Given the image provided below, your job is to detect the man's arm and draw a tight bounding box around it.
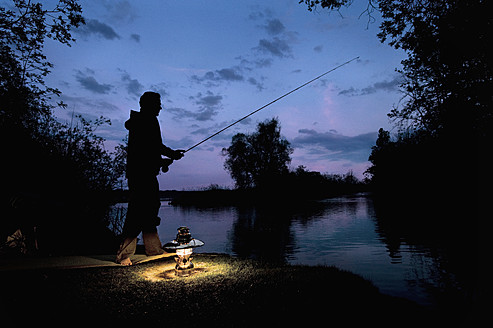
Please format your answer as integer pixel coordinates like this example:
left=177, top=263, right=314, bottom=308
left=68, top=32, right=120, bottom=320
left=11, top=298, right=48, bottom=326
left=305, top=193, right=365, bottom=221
left=161, top=144, right=185, bottom=160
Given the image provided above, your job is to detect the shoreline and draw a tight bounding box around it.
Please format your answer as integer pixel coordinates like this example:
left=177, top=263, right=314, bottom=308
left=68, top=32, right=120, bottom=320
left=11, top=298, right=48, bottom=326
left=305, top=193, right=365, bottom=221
left=110, top=188, right=371, bottom=206
left=0, top=253, right=464, bottom=325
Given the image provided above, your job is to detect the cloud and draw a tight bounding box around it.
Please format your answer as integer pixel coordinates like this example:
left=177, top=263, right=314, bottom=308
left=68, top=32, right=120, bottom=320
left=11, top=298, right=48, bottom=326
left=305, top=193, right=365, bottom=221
left=292, top=129, right=377, bottom=163
left=166, top=91, right=223, bottom=122
left=235, top=56, right=273, bottom=69
left=262, top=18, right=286, bottom=35
left=190, top=62, right=266, bottom=92
left=195, top=93, right=222, bottom=107
left=255, top=37, right=293, bottom=58
left=75, top=69, right=113, bottom=94
left=248, top=8, right=271, bottom=21
left=102, top=0, right=137, bottom=24
left=166, top=107, right=208, bottom=121
left=130, top=34, right=141, bottom=42
left=191, top=67, right=244, bottom=85
left=190, top=16, right=293, bottom=91
left=214, top=68, right=244, bottom=82
left=58, top=94, right=121, bottom=114
left=361, top=78, right=402, bottom=95
left=190, top=16, right=294, bottom=92
left=187, top=119, right=251, bottom=151
left=161, top=136, right=195, bottom=150
left=77, top=19, right=120, bottom=40
left=149, top=83, right=170, bottom=100
left=168, top=107, right=217, bottom=122
left=193, top=91, right=223, bottom=121
left=337, top=87, right=358, bottom=97
left=248, top=77, right=265, bottom=91
left=254, top=58, right=273, bottom=68
left=338, top=76, right=403, bottom=97
left=120, top=71, right=144, bottom=98
left=253, top=16, right=297, bottom=60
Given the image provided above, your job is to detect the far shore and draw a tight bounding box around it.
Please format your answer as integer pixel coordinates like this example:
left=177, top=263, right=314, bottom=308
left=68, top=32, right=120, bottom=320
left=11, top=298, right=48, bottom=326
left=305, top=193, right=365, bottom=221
left=110, top=188, right=371, bottom=206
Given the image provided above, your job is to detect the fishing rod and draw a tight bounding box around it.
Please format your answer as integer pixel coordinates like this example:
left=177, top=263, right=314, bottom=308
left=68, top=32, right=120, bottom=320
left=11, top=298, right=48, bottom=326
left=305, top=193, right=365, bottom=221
left=183, top=56, right=359, bottom=153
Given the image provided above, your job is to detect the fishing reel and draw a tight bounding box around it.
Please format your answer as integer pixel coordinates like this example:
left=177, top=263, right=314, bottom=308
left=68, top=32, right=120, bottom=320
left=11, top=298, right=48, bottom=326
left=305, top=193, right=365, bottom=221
left=161, top=158, right=174, bottom=173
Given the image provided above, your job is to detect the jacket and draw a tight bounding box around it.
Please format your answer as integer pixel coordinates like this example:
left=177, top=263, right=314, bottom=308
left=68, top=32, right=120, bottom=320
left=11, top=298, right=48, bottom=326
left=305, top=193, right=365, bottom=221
left=125, top=110, right=175, bottom=178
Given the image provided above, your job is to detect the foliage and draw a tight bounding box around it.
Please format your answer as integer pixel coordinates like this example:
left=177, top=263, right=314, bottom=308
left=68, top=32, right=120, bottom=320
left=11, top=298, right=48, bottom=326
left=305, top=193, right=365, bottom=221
left=1, top=0, right=82, bottom=130
left=373, top=0, right=488, bottom=198
left=0, top=0, right=126, bottom=195
left=222, top=118, right=293, bottom=189
left=299, top=0, right=352, bottom=11
left=46, top=114, right=126, bottom=192
left=219, top=117, right=365, bottom=201
left=300, top=0, right=379, bottom=25
left=0, top=1, right=125, bottom=252
left=377, top=0, right=492, bottom=137
left=287, top=165, right=364, bottom=198
left=302, top=0, right=488, bottom=201
left=0, top=1, right=84, bottom=89
left=302, top=1, right=491, bottom=137
left=172, top=168, right=365, bottom=206
left=112, top=135, right=128, bottom=190
left=364, top=127, right=478, bottom=206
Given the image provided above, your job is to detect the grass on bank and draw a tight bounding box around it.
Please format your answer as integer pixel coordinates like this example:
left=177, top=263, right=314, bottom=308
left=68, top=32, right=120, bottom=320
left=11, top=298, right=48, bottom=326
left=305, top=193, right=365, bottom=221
left=1, top=254, right=442, bottom=326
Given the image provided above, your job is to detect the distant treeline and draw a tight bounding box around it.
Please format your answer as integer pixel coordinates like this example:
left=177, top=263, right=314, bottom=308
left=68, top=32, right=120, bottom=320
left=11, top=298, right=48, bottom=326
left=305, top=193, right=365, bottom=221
left=110, top=167, right=367, bottom=207
left=151, top=168, right=367, bottom=207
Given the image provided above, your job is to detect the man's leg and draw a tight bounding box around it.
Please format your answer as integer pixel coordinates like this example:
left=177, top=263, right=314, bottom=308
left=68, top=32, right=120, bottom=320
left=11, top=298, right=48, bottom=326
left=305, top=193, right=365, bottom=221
left=142, top=176, right=164, bottom=256
left=142, top=229, right=164, bottom=256
left=115, top=237, right=137, bottom=265
left=115, top=215, right=139, bottom=265
left=115, top=178, right=141, bottom=265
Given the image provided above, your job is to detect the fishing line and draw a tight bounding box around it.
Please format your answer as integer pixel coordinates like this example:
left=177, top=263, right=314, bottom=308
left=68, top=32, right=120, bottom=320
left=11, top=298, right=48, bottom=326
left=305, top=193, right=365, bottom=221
left=184, top=56, right=360, bottom=153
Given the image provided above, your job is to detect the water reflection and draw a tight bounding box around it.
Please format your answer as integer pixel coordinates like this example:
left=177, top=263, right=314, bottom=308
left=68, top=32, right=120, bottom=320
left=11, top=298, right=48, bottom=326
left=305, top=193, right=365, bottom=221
left=230, top=206, right=295, bottom=262
left=126, top=194, right=474, bottom=308
left=371, top=196, right=476, bottom=311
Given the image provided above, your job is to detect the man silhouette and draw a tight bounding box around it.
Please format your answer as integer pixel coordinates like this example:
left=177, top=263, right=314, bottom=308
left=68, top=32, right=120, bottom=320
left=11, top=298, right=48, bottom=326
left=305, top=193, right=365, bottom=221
left=116, top=91, right=184, bottom=265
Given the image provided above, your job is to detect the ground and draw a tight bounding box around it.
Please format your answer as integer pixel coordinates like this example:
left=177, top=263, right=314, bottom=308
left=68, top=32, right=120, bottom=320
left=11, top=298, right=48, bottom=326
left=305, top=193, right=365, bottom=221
left=0, top=253, right=445, bottom=326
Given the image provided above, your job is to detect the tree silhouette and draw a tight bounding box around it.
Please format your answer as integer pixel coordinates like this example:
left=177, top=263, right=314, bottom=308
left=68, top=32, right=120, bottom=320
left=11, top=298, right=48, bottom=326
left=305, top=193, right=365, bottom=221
left=223, top=118, right=293, bottom=189
left=303, top=0, right=488, bottom=204
left=0, top=1, right=125, bottom=254
left=1, top=0, right=84, bottom=132
left=301, top=0, right=492, bottom=137
left=0, top=0, right=84, bottom=113
left=378, top=0, right=492, bottom=137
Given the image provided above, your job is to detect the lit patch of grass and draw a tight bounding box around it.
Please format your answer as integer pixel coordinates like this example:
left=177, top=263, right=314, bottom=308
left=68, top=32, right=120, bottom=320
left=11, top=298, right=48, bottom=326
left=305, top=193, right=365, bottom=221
left=137, top=254, right=232, bottom=281
left=134, top=253, right=258, bottom=282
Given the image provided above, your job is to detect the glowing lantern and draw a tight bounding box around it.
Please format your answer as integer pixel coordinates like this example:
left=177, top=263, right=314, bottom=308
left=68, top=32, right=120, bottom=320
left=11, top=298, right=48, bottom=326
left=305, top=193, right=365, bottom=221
left=164, top=226, right=204, bottom=276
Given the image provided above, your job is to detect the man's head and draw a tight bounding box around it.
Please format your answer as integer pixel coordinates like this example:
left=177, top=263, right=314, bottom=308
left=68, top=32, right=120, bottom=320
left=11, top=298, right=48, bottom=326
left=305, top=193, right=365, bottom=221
left=140, top=91, right=162, bottom=116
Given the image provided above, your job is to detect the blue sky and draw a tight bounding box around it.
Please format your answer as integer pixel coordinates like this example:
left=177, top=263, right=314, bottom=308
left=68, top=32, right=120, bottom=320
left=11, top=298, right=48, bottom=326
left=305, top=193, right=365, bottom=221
left=40, top=0, right=406, bottom=190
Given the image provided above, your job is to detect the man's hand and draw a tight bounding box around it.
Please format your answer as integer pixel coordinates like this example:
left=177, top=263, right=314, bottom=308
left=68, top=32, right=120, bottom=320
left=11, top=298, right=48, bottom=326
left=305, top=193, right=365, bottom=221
left=172, top=149, right=185, bottom=160
left=161, top=158, right=174, bottom=173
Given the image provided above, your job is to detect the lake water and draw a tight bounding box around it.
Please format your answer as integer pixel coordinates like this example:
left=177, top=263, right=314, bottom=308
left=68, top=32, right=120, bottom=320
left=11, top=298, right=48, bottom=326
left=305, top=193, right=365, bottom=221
left=118, top=193, right=472, bottom=308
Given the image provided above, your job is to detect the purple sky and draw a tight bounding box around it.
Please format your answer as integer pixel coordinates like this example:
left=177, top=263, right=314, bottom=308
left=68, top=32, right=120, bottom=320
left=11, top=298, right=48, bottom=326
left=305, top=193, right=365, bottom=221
left=39, top=0, right=406, bottom=190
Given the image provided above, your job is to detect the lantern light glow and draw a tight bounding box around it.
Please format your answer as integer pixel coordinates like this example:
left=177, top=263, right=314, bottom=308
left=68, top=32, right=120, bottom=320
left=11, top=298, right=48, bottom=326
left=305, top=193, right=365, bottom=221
left=176, top=248, right=193, bottom=256
left=163, top=227, right=204, bottom=277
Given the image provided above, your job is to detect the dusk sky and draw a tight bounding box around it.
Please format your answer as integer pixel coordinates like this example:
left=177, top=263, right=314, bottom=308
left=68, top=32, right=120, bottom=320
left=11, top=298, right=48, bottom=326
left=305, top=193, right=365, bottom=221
left=40, top=0, right=406, bottom=190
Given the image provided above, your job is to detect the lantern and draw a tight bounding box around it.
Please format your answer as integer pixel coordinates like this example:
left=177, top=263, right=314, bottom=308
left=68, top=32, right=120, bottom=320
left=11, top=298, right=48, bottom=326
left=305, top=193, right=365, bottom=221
left=164, top=226, right=204, bottom=276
